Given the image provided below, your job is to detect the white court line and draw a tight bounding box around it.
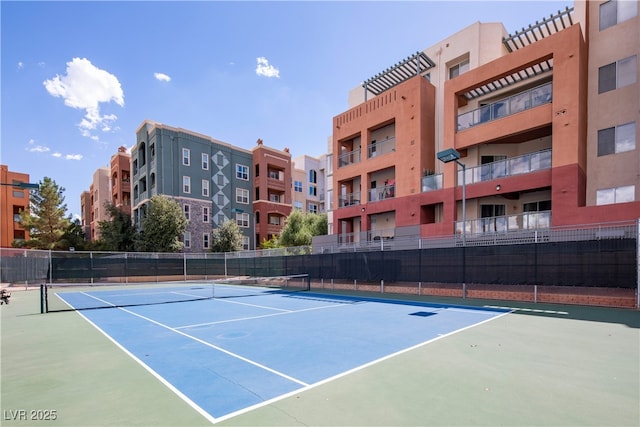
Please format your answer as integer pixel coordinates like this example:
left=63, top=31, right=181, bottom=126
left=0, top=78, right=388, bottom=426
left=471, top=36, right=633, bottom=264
left=210, top=308, right=514, bottom=424
left=175, top=302, right=350, bottom=329
left=80, top=292, right=309, bottom=389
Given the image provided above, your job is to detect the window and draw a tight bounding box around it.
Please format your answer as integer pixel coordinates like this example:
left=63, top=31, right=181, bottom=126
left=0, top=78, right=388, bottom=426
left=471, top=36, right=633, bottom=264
left=236, top=188, right=249, bottom=204
left=202, top=153, right=209, bottom=170
left=294, top=201, right=303, bottom=210
left=203, top=233, right=210, bottom=250
left=596, top=185, right=635, bottom=205
left=217, top=213, right=225, bottom=225
left=217, top=194, right=225, bottom=205
left=242, top=236, right=250, bottom=251
left=269, top=215, right=280, bottom=225
left=600, top=0, right=637, bottom=31
left=236, top=164, right=249, bottom=180
left=182, top=148, right=190, bottom=166
left=449, top=59, right=469, bottom=79
left=202, top=179, right=209, bottom=197
left=183, top=176, right=191, bottom=194
left=236, top=212, right=249, bottom=228
left=598, top=122, right=636, bottom=156
left=309, top=169, right=317, bottom=184
left=184, top=232, right=191, bottom=248
left=217, top=154, right=224, bottom=166
left=294, top=180, right=303, bottom=192
left=203, top=207, right=209, bottom=223
left=523, top=200, right=551, bottom=212
left=599, top=55, right=637, bottom=94
left=309, top=203, right=318, bottom=214
left=183, top=204, right=190, bottom=221
left=309, top=185, right=317, bottom=197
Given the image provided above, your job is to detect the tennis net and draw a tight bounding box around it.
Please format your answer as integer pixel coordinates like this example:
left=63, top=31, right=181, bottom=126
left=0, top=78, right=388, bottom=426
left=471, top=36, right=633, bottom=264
left=40, top=274, right=310, bottom=313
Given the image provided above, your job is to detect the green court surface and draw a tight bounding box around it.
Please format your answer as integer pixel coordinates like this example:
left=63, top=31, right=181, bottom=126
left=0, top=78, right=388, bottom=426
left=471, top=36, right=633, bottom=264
left=1, top=287, right=638, bottom=426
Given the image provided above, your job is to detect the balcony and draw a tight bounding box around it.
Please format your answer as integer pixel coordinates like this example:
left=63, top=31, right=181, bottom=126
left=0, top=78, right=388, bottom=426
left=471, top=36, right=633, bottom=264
left=338, top=192, right=361, bottom=208
left=368, top=183, right=395, bottom=202
left=422, top=173, right=443, bottom=192
left=457, top=82, right=552, bottom=131
left=338, top=148, right=361, bottom=168
left=367, top=137, right=396, bottom=159
left=458, top=149, right=551, bottom=185
left=456, top=210, right=551, bottom=236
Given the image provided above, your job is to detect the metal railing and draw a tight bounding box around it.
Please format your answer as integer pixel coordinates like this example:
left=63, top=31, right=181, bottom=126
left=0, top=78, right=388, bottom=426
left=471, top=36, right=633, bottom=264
left=338, top=148, right=361, bottom=168
left=338, top=192, right=361, bottom=207
left=457, top=82, right=552, bottom=131
left=457, top=149, right=552, bottom=185
left=456, top=211, right=551, bottom=237
left=367, top=137, right=396, bottom=158
left=422, top=173, right=443, bottom=192
left=368, top=184, right=395, bottom=202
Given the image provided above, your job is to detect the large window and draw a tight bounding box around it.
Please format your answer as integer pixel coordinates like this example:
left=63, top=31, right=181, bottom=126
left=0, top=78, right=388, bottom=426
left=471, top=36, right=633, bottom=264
left=236, top=188, right=249, bottom=204
left=294, top=180, right=303, bottom=192
left=596, top=185, right=635, bottom=205
left=202, top=179, right=209, bottom=197
left=184, top=232, right=191, bottom=249
left=183, top=176, right=191, bottom=194
left=236, top=212, right=250, bottom=228
left=598, top=122, right=636, bottom=156
left=236, top=164, right=249, bottom=180
left=449, top=58, right=469, bottom=79
left=598, top=55, right=637, bottom=94
left=202, top=153, right=209, bottom=170
left=242, top=236, right=250, bottom=251
left=309, top=169, right=317, bottom=184
left=600, top=0, right=637, bottom=31
left=202, top=206, right=209, bottom=223
left=182, top=148, right=190, bottom=166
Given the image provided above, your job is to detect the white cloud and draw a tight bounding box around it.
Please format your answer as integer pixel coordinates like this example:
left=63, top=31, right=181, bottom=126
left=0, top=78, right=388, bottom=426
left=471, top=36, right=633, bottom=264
left=52, top=152, right=62, bottom=158
left=256, top=57, right=280, bottom=78
left=65, top=154, right=83, bottom=161
left=17, top=62, right=24, bottom=70
left=154, top=72, right=171, bottom=82
left=26, top=139, right=50, bottom=153
left=43, top=57, right=124, bottom=139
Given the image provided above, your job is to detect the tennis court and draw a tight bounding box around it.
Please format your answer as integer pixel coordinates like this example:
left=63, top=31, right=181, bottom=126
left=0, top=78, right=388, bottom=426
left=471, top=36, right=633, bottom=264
left=1, top=280, right=638, bottom=426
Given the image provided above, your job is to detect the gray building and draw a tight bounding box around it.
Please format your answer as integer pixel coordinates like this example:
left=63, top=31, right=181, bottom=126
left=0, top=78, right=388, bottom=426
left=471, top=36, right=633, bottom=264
left=132, top=120, right=254, bottom=252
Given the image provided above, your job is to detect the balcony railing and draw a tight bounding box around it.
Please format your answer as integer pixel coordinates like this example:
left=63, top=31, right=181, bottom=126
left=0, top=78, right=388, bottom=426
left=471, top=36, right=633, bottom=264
left=338, top=148, right=361, bottom=168
left=338, top=192, right=361, bottom=207
left=456, top=210, right=551, bottom=236
left=367, top=137, right=396, bottom=158
left=457, top=149, right=551, bottom=185
left=422, top=173, right=443, bottom=192
left=457, top=82, right=552, bottom=131
left=368, top=184, right=395, bottom=202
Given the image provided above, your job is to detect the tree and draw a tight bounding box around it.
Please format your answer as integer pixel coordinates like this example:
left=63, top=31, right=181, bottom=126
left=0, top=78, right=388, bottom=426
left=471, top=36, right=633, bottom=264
left=18, top=177, right=70, bottom=249
left=134, top=195, right=187, bottom=252
left=57, top=217, right=88, bottom=251
left=96, top=202, right=137, bottom=251
left=278, top=211, right=328, bottom=247
left=210, top=220, right=244, bottom=253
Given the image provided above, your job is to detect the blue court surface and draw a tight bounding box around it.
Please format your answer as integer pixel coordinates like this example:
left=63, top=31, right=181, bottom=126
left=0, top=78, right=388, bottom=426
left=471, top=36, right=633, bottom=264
left=56, top=285, right=510, bottom=423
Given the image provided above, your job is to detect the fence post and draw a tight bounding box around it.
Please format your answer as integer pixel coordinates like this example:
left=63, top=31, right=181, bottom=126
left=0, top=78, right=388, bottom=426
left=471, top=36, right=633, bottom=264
left=48, top=249, right=52, bottom=285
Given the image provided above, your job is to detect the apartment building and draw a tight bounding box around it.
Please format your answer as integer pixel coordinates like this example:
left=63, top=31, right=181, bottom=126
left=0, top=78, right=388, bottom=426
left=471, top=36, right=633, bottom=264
left=292, top=154, right=326, bottom=215
left=110, top=146, right=131, bottom=216
left=0, top=165, right=31, bottom=247
left=131, top=120, right=255, bottom=252
left=87, top=167, right=110, bottom=241
left=252, top=140, right=292, bottom=246
left=332, top=2, right=639, bottom=244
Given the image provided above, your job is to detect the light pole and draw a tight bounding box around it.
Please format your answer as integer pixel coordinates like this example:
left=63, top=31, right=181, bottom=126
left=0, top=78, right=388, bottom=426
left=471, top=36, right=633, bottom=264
left=437, top=148, right=467, bottom=298
left=0, top=182, right=40, bottom=190
left=437, top=148, right=466, bottom=245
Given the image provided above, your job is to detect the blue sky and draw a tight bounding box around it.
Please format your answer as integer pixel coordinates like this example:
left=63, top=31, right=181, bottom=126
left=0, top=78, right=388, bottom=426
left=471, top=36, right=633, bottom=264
left=1, top=0, right=571, bottom=219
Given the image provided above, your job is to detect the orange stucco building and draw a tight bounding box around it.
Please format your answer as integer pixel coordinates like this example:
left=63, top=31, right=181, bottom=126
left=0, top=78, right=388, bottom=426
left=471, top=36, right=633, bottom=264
left=332, top=3, right=640, bottom=243
left=0, top=165, right=32, bottom=247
